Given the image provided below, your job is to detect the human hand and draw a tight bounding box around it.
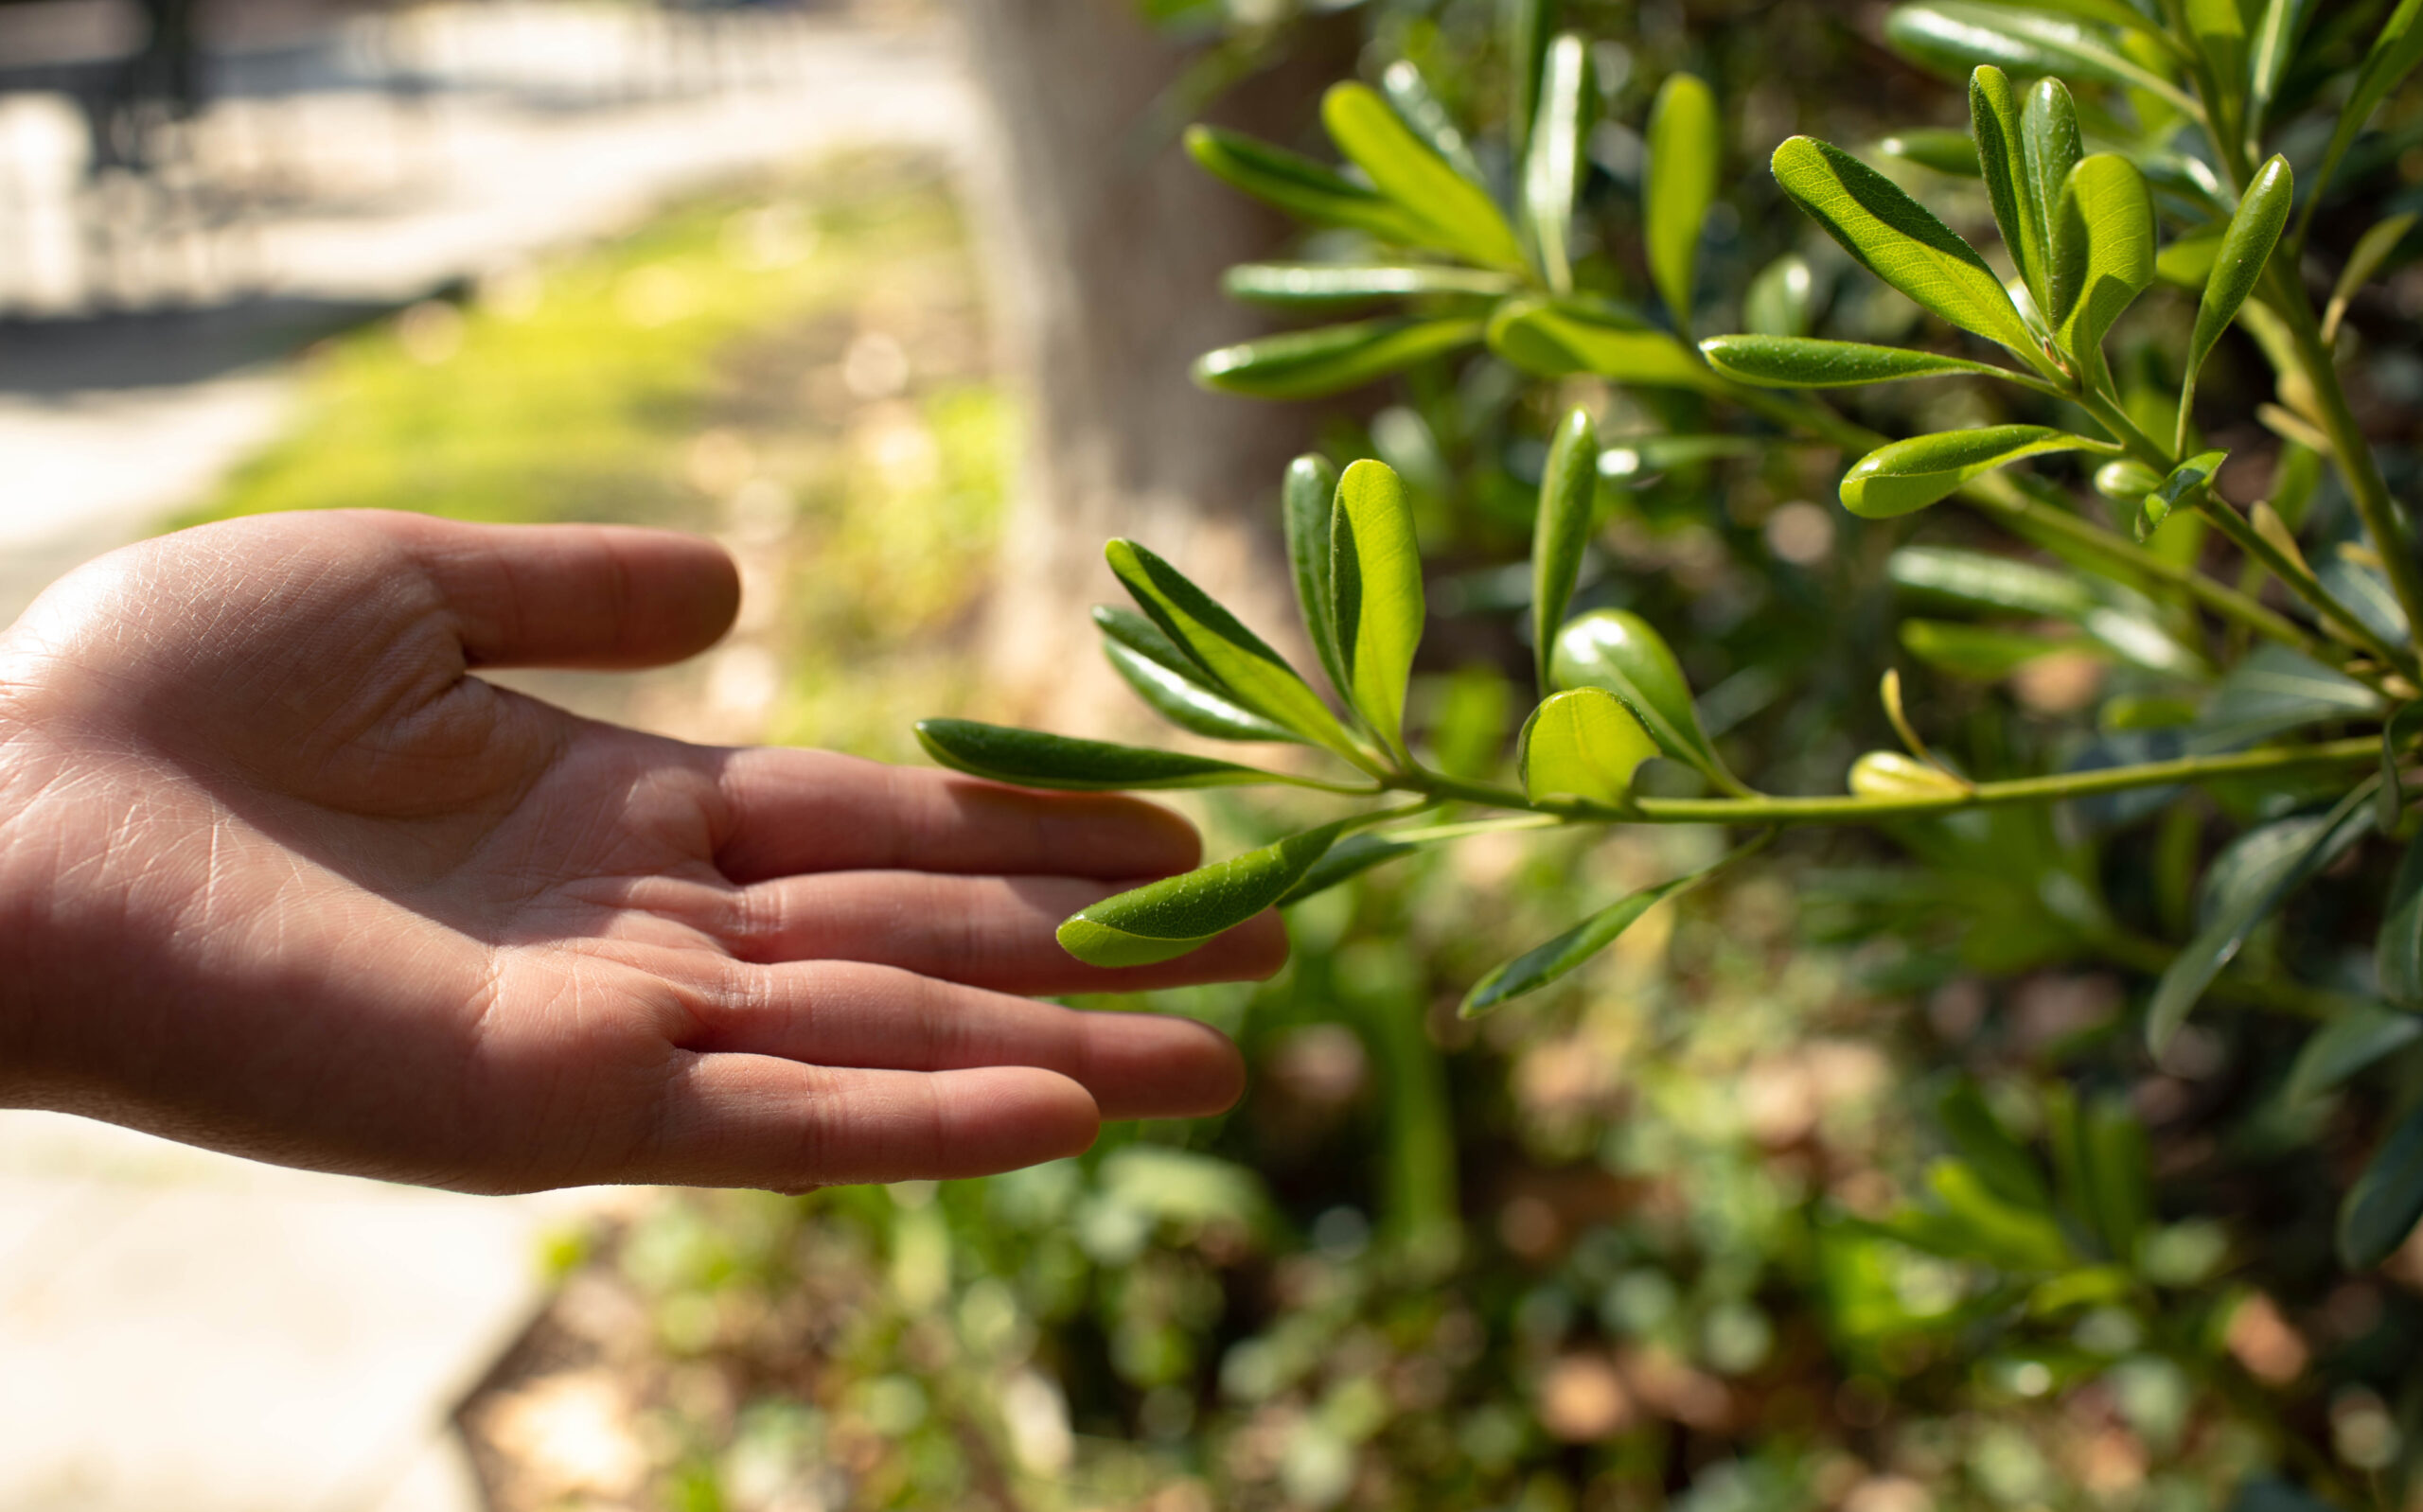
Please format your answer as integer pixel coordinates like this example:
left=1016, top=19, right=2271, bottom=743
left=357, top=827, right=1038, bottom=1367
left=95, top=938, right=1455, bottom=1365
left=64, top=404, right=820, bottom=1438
left=0, top=512, right=1270, bottom=1192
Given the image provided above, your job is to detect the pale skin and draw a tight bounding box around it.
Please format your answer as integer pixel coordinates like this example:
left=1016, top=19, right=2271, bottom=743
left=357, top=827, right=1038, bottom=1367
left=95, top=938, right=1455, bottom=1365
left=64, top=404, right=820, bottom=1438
left=0, top=511, right=1275, bottom=1193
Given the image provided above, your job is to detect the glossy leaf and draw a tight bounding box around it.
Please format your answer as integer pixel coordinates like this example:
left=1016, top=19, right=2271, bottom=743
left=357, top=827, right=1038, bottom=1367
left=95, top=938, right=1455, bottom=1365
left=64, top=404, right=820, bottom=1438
left=1274, top=830, right=1426, bottom=907
left=2049, top=153, right=2154, bottom=375
left=1323, top=82, right=1528, bottom=272
left=1743, top=255, right=1815, bottom=337
left=2248, top=0, right=2308, bottom=126
left=1531, top=408, right=1599, bottom=694
left=2202, top=642, right=2379, bottom=742
left=1523, top=34, right=1592, bottom=292
left=1839, top=426, right=2087, bottom=519
left=2095, top=459, right=2163, bottom=501
left=1059, top=819, right=1352, bottom=967
left=1220, top=262, right=1516, bottom=309
left=915, top=720, right=1295, bottom=792
left=2380, top=836, right=2423, bottom=1005
left=2148, top=787, right=2378, bottom=1053
left=1379, top=59, right=1488, bottom=189
left=1886, top=4, right=2196, bottom=113
left=1599, top=434, right=1764, bottom=478
left=1969, top=65, right=2046, bottom=308
left=1646, top=72, right=1719, bottom=326
left=2341, top=1102, right=2423, bottom=1270
left=1900, top=618, right=2082, bottom=679
left=1550, top=609, right=1734, bottom=786
left=2136, top=448, right=2226, bottom=541
left=1770, top=135, right=2040, bottom=360
left=1281, top=456, right=1352, bottom=710
left=1330, top=459, right=1426, bottom=758
left=1849, top=751, right=1969, bottom=798
left=1183, top=126, right=1433, bottom=246
left=1103, top=642, right=1300, bottom=744
left=1889, top=545, right=2096, bottom=620
left=1462, top=834, right=1768, bottom=1015
left=1106, top=539, right=1366, bottom=764
left=1880, top=128, right=1982, bottom=176
left=2288, top=1004, right=2423, bottom=1103
left=2021, top=80, right=2080, bottom=302
left=2323, top=212, right=2418, bottom=343
left=1702, top=334, right=2027, bottom=389
left=1194, top=318, right=1485, bottom=400
left=1503, top=0, right=1552, bottom=169
left=1938, top=1080, right=2052, bottom=1210
left=1487, top=297, right=1716, bottom=387
left=1519, top=688, right=1658, bottom=806
left=2182, top=156, right=2292, bottom=442
left=2184, top=0, right=2248, bottom=99
left=2381, top=701, right=2423, bottom=833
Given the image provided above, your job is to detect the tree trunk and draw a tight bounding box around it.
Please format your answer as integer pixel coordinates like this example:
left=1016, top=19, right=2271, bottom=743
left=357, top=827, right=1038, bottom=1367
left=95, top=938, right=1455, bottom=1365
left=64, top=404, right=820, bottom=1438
left=950, top=0, right=1347, bottom=730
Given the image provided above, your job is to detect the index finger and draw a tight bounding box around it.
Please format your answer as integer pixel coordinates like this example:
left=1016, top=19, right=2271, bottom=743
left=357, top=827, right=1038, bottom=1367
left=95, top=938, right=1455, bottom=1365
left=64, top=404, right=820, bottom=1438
left=707, top=747, right=1202, bottom=884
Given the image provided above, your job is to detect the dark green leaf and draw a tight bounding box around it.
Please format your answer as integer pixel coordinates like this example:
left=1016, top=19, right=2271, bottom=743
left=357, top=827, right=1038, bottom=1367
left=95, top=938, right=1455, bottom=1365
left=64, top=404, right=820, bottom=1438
left=1462, top=834, right=1768, bottom=1014
left=1282, top=455, right=1353, bottom=708
left=1503, top=0, right=1552, bottom=169
left=1184, top=126, right=1433, bottom=246
left=1059, top=819, right=1353, bottom=967
left=1886, top=4, right=2196, bottom=112
left=1193, top=318, right=1485, bottom=399
left=1840, top=426, right=2088, bottom=519
left=914, top=719, right=1297, bottom=792
left=1937, top=1080, right=2053, bottom=1209
left=1970, top=65, right=2047, bottom=309
left=1551, top=608, right=1736, bottom=786
left=1274, top=830, right=1426, bottom=907
left=2323, top=212, right=2417, bottom=343
left=1220, top=262, right=1516, bottom=309
left=1102, top=642, right=1300, bottom=744
left=1106, top=539, right=1368, bottom=764
left=2136, top=448, right=2226, bottom=541
left=2380, top=700, right=2423, bottom=832
left=2288, top=1004, right=2423, bottom=1102
left=1518, top=688, right=1658, bottom=806
left=1531, top=408, right=1599, bottom=694
left=2202, top=642, right=2379, bottom=741
left=1743, top=254, right=1816, bottom=337
left=2379, top=835, right=2423, bottom=1004
left=1523, top=34, right=1593, bottom=292
left=1701, top=334, right=2028, bottom=388
left=1330, top=459, right=1425, bottom=757
left=2184, top=0, right=2248, bottom=101
left=2310, top=0, right=2423, bottom=212
left=2340, top=1101, right=2423, bottom=1270
left=2249, top=0, right=2310, bottom=124
left=1880, top=128, right=1983, bottom=176
left=1900, top=618, right=2084, bottom=679
left=1770, top=134, right=2042, bottom=360
left=2183, top=156, right=2293, bottom=432
left=2022, top=79, right=2081, bottom=311
left=1324, top=82, right=1529, bottom=271
left=1487, top=296, right=1716, bottom=387
left=1646, top=71, right=1719, bottom=325
left=2148, top=785, right=2378, bottom=1053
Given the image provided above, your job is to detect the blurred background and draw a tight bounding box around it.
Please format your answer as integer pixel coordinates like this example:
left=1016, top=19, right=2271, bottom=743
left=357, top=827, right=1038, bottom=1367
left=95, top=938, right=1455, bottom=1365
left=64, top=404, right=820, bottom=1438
left=4, top=0, right=2421, bottom=1510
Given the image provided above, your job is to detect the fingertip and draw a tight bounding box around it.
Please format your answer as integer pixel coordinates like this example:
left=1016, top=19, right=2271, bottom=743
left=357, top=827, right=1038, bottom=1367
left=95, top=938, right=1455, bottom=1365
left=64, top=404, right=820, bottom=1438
left=1226, top=909, right=1292, bottom=982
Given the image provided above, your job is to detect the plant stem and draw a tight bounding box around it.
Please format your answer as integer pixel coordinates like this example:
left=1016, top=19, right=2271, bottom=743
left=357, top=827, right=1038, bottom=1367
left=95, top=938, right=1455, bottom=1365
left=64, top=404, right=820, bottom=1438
left=2193, top=492, right=2416, bottom=676
left=1401, top=737, right=2379, bottom=825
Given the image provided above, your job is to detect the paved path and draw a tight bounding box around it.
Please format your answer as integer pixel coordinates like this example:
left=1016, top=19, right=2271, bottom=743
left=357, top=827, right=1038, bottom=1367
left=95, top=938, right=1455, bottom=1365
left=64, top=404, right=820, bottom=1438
left=0, top=11, right=974, bottom=1508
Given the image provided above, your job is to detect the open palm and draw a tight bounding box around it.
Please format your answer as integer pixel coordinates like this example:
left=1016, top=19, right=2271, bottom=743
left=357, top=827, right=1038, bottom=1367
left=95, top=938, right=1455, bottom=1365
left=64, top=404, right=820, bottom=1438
left=0, top=512, right=1267, bottom=1191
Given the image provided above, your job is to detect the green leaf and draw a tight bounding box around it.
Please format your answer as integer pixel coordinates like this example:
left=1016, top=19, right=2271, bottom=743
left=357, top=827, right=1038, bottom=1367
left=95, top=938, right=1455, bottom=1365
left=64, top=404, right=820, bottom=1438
left=1518, top=687, right=1658, bottom=806
left=1880, top=128, right=1983, bottom=176
left=2323, top=212, right=2418, bottom=343
left=1889, top=544, right=2097, bottom=619
left=2182, top=156, right=2292, bottom=442
left=1193, top=318, right=1485, bottom=400
left=2380, top=701, right=2423, bottom=833
left=1282, top=455, right=1353, bottom=708
left=914, top=719, right=1299, bottom=792
left=1900, top=618, right=2084, bottom=679
left=1937, top=1080, right=2053, bottom=1209
left=1970, top=65, right=2048, bottom=310
left=1462, top=834, right=1768, bottom=1015
left=2340, top=1101, right=2423, bottom=1270
left=2184, top=0, right=2248, bottom=101
left=1106, top=538, right=1368, bottom=765
left=1486, top=297, right=1717, bottom=388
left=1274, top=830, right=1426, bottom=907
left=1977, top=0, right=2168, bottom=34
left=2021, top=79, right=2081, bottom=307
left=2148, top=786, right=2378, bottom=1053
left=2080, top=1094, right=2149, bottom=1265
left=1220, top=262, right=1516, bottom=309
left=2155, top=228, right=2223, bottom=290
left=1379, top=59, right=1489, bottom=189
left=1769, top=135, right=2042, bottom=361
left=2248, top=0, right=2308, bottom=126
left=1885, top=4, right=2198, bottom=113
left=2379, top=835, right=2423, bottom=1005
left=1550, top=609, right=1736, bottom=787
left=1184, top=126, right=1434, bottom=246
left=1848, top=751, right=1970, bottom=798
left=2049, top=153, right=2154, bottom=378
left=1323, top=82, right=1528, bottom=272
left=1059, top=819, right=1353, bottom=967
left=1598, top=434, right=1765, bottom=479
left=2288, top=1003, right=2423, bottom=1103
left=2136, top=448, right=2226, bottom=541
left=2202, top=642, right=2378, bottom=741
left=1522, top=33, right=1593, bottom=293
left=2096, top=459, right=2163, bottom=501
left=1743, top=255, right=1815, bottom=337
left=1926, top=1160, right=2074, bottom=1270
left=1531, top=408, right=1598, bottom=695
left=1839, top=426, right=2088, bottom=519
left=1101, top=641, right=1300, bottom=744
left=1646, top=71, right=1719, bottom=327
left=2310, top=0, right=2423, bottom=212
left=1701, top=333, right=2030, bottom=388
left=1503, top=0, right=1553, bottom=170
left=1330, top=459, right=1426, bottom=759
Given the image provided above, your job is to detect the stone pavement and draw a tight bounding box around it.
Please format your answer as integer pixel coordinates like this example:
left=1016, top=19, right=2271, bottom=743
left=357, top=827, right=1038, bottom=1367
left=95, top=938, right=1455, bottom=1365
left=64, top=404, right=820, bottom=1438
left=0, top=9, right=974, bottom=1507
